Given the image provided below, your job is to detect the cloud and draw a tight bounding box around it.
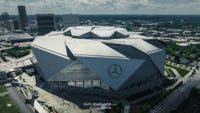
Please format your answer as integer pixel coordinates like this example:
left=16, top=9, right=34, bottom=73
left=0, top=0, right=200, bottom=14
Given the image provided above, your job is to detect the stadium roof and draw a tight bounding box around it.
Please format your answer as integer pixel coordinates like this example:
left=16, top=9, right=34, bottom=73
left=32, top=33, right=159, bottom=60
left=32, top=26, right=165, bottom=91
left=64, top=26, right=129, bottom=39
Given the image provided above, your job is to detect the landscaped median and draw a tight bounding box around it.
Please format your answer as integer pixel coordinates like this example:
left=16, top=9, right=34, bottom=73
left=166, top=64, right=190, bottom=77
left=2, top=46, right=31, bottom=58
left=165, top=68, right=176, bottom=77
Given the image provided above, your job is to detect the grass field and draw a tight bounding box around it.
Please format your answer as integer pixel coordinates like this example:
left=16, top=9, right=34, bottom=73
left=166, top=64, right=190, bottom=77
left=3, top=46, right=31, bottom=58
left=165, top=68, right=176, bottom=77
left=0, top=95, right=20, bottom=113
left=0, top=85, right=7, bottom=93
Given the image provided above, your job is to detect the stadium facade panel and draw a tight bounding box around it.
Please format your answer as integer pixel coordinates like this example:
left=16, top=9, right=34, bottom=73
left=32, top=26, right=165, bottom=101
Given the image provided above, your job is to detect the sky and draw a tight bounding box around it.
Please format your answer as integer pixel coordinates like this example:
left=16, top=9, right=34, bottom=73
left=0, top=0, right=200, bottom=15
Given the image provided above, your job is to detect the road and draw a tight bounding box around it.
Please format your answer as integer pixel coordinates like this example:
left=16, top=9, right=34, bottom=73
left=150, top=83, right=192, bottom=113
left=150, top=68, right=199, bottom=113
left=7, top=87, right=35, bottom=113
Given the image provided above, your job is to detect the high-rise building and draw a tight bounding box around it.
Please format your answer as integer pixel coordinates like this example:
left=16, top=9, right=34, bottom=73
left=13, top=20, right=20, bottom=30
left=36, top=14, right=56, bottom=35
left=18, top=5, right=28, bottom=30
left=63, top=14, right=79, bottom=30
left=1, top=12, right=10, bottom=29
left=6, top=20, right=15, bottom=31
left=1, top=12, right=9, bottom=22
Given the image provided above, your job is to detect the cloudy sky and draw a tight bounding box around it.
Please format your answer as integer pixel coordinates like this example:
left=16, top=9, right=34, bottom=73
left=0, top=0, right=200, bottom=15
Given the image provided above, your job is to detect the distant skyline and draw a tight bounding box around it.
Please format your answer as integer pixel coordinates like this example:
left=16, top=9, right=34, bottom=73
left=0, top=0, right=200, bottom=15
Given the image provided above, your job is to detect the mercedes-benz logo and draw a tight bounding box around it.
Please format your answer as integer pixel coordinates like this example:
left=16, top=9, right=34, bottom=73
left=107, top=64, right=123, bottom=78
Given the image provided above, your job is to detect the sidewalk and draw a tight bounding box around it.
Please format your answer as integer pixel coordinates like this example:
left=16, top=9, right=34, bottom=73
left=165, top=67, right=181, bottom=79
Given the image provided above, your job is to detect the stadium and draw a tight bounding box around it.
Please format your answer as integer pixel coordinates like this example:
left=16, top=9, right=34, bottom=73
left=31, top=26, right=166, bottom=102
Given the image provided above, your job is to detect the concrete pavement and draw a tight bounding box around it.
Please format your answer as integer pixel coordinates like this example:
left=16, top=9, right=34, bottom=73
left=7, top=87, right=35, bottom=113
left=169, top=67, right=181, bottom=78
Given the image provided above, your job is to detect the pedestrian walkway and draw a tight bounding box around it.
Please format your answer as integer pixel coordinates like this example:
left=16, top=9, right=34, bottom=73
left=165, top=67, right=181, bottom=79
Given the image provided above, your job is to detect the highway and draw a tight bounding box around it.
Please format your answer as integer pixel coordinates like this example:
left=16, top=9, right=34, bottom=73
left=150, top=83, right=192, bottom=113
left=150, top=69, right=200, bottom=113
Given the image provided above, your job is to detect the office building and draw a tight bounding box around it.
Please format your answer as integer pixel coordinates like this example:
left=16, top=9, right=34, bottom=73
left=18, top=5, right=28, bottom=30
left=1, top=12, right=10, bottom=28
left=13, top=21, right=20, bottom=30
left=6, top=20, right=15, bottom=31
left=1, top=12, right=9, bottom=22
left=36, top=14, right=56, bottom=35
left=63, top=14, right=79, bottom=30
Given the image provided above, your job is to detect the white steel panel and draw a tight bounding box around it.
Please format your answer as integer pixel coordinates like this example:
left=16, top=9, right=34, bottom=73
left=32, top=47, right=72, bottom=80
left=32, top=36, right=67, bottom=57
left=149, top=49, right=165, bottom=75
left=77, top=56, right=145, bottom=90
left=67, top=40, right=127, bottom=58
